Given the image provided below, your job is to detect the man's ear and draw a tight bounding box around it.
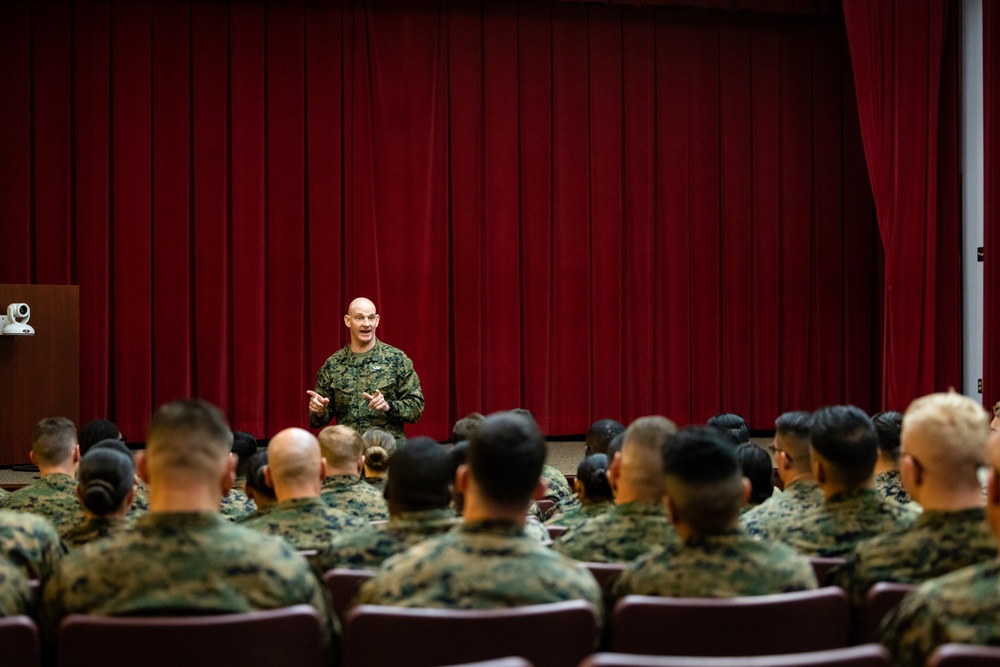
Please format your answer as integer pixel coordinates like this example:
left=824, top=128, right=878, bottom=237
left=357, top=455, right=366, bottom=476
left=608, top=451, right=622, bottom=484
left=988, top=468, right=1000, bottom=507
left=135, top=451, right=149, bottom=484
left=664, top=494, right=680, bottom=525
left=220, top=453, right=237, bottom=497
left=740, top=477, right=752, bottom=505
left=455, top=464, right=470, bottom=494
left=73, top=444, right=81, bottom=463
left=344, top=314, right=352, bottom=328
left=29, top=451, right=36, bottom=466
left=319, top=457, right=328, bottom=481
left=263, top=465, right=275, bottom=489
left=814, top=459, right=827, bottom=485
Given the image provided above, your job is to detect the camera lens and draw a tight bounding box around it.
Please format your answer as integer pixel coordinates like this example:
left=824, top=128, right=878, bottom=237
left=17, top=305, right=27, bottom=316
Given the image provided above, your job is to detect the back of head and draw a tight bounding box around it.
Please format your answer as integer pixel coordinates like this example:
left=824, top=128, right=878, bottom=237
left=267, top=428, right=323, bottom=489
left=708, top=413, right=749, bottom=445
left=576, top=454, right=613, bottom=502
left=78, top=447, right=135, bottom=516
left=620, top=416, right=678, bottom=500
left=317, top=425, right=365, bottom=471
left=586, top=419, right=625, bottom=455
left=468, top=412, right=545, bottom=507
left=607, top=432, right=625, bottom=462
left=231, top=431, right=258, bottom=478
left=244, top=450, right=276, bottom=502
left=31, top=417, right=78, bottom=467
left=662, top=426, right=745, bottom=534
left=508, top=408, right=538, bottom=430
left=774, top=411, right=812, bottom=465
left=145, top=399, right=232, bottom=482
left=809, top=405, right=877, bottom=487
left=902, top=392, right=989, bottom=477
left=736, top=443, right=774, bottom=504
left=385, top=437, right=453, bottom=512
left=79, top=420, right=121, bottom=457
left=871, top=411, right=904, bottom=462
left=451, top=412, right=485, bottom=443
left=362, top=428, right=397, bottom=473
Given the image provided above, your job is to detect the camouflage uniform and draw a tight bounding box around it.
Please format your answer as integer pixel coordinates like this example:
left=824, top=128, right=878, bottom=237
left=219, top=487, right=257, bottom=521
left=741, top=480, right=825, bottom=540
left=0, top=510, right=67, bottom=580
left=524, top=515, right=550, bottom=544
left=878, top=559, right=1000, bottom=667
left=0, top=487, right=8, bottom=502
left=355, top=520, right=603, bottom=625
left=321, top=475, right=389, bottom=521
left=768, top=488, right=918, bottom=558
left=309, top=339, right=424, bottom=440
left=874, top=469, right=911, bottom=505
left=613, top=528, right=817, bottom=599
left=1, top=473, right=86, bottom=538
left=61, top=516, right=126, bottom=548
left=41, top=511, right=338, bottom=658
left=551, top=501, right=677, bottom=563
left=241, top=497, right=365, bottom=551
left=0, top=554, right=32, bottom=617
left=364, top=476, right=387, bottom=492
left=545, top=499, right=613, bottom=529
left=832, top=507, right=996, bottom=609
left=313, top=508, right=459, bottom=571
left=129, top=478, right=150, bottom=516
left=541, top=465, right=577, bottom=516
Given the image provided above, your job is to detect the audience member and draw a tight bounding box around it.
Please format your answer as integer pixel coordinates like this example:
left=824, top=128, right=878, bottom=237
left=361, top=428, right=396, bottom=491
left=448, top=440, right=470, bottom=515
left=451, top=412, right=485, bottom=444
left=613, top=426, right=816, bottom=599
left=585, top=419, right=625, bottom=456
left=871, top=411, right=911, bottom=504
left=62, top=444, right=134, bottom=547
left=547, top=454, right=614, bottom=528
left=219, top=431, right=258, bottom=521
left=736, top=442, right=775, bottom=511
left=80, top=419, right=149, bottom=514
left=707, top=413, right=749, bottom=445
left=552, top=416, right=678, bottom=563
left=317, top=425, right=390, bottom=521
left=0, top=511, right=66, bottom=580
left=241, top=450, right=277, bottom=516
left=509, top=408, right=578, bottom=518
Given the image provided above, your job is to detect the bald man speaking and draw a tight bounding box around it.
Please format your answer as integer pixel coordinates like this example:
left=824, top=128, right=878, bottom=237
left=307, top=297, right=424, bottom=441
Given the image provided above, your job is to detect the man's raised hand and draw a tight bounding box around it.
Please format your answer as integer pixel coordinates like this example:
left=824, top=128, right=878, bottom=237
left=306, top=390, right=330, bottom=415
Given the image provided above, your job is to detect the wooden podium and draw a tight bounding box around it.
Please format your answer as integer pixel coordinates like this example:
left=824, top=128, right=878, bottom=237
left=0, top=284, right=79, bottom=466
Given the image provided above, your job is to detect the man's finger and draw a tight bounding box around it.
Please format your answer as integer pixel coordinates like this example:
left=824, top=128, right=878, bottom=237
left=307, top=390, right=323, bottom=400
left=363, top=392, right=374, bottom=400
left=373, top=390, right=383, bottom=398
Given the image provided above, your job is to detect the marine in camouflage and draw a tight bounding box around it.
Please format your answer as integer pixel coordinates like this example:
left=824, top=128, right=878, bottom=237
left=546, top=499, right=613, bottom=529
left=364, top=476, right=387, bottom=492
left=130, top=477, right=150, bottom=516
left=41, top=511, right=339, bottom=658
left=0, top=554, right=32, bottom=617
left=241, top=496, right=365, bottom=551
left=321, top=475, right=389, bottom=521
left=613, top=528, right=817, bottom=599
left=0, top=473, right=86, bottom=539
left=878, top=559, right=1000, bottom=667
left=0, top=510, right=67, bottom=580
left=767, top=488, right=918, bottom=557
left=541, top=465, right=577, bottom=516
left=219, top=486, right=257, bottom=521
left=524, top=515, right=550, bottom=544
left=61, top=516, right=126, bottom=548
left=309, top=340, right=424, bottom=440
left=355, top=519, right=603, bottom=626
left=832, top=507, right=996, bottom=609
left=741, top=480, right=825, bottom=540
left=551, top=501, right=677, bottom=563
left=313, top=507, right=459, bottom=571
left=874, top=469, right=912, bottom=505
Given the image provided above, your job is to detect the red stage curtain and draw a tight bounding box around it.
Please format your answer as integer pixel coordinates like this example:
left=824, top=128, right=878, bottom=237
left=841, top=0, right=961, bottom=411
left=986, top=2, right=1000, bottom=407
left=0, top=0, right=881, bottom=440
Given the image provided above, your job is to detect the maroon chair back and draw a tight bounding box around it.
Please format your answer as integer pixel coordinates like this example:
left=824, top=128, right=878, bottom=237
left=323, top=568, right=375, bottom=627
left=536, top=500, right=556, bottom=517
left=579, top=645, right=892, bottom=667
left=809, top=558, right=846, bottom=586
left=858, top=583, right=916, bottom=643
left=584, top=562, right=626, bottom=593
left=548, top=525, right=569, bottom=540
left=609, top=588, right=850, bottom=656
left=0, top=615, right=40, bottom=667
left=928, top=644, right=1000, bottom=666
left=342, top=600, right=598, bottom=667
left=56, top=605, right=325, bottom=667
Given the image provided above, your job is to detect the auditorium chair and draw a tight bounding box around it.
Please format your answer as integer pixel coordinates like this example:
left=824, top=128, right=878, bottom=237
left=448, top=659, right=534, bottom=667
left=56, top=605, right=325, bottom=667
left=808, top=558, right=846, bottom=586
left=857, top=582, right=916, bottom=643
left=928, top=644, right=1000, bottom=666
left=583, top=562, right=626, bottom=593
left=341, top=599, right=599, bottom=667
left=536, top=500, right=556, bottom=517
left=0, top=615, right=40, bottom=667
left=609, top=588, right=850, bottom=656
left=578, top=644, right=892, bottom=667
left=323, top=568, right=375, bottom=626
left=548, top=525, right=568, bottom=540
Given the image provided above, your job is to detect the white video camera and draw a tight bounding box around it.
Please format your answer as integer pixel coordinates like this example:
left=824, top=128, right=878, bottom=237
left=0, top=303, right=35, bottom=336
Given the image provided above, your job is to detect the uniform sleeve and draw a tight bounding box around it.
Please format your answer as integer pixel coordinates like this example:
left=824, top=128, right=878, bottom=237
left=388, top=355, right=424, bottom=424
left=877, top=590, right=942, bottom=667
left=309, top=362, right=336, bottom=429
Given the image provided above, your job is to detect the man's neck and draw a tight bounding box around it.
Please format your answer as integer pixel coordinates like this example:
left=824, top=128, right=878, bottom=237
left=325, top=469, right=359, bottom=479
left=873, top=458, right=898, bottom=476
left=275, top=484, right=321, bottom=503
left=38, top=465, right=75, bottom=479
left=350, top=338, right=377, bottom=354
left=463, top=494, right=527, bottom=525
left=820, top=480, right=871, bottom=500
left=614, top=483, right=660, bottom=506
left=780, top=470, right=814, bottom=488
left=148, top=485, right=225, bottom=513
left=913, top=484, right=984, bottom=512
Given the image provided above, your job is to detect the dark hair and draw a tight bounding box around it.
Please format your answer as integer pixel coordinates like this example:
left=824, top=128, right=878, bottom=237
left=736, top=443, right=774, bottom=505
left=78, top=448, right=134, bottom=516
left=79, top=420, right=121, bottom=456
left=662, top=426, right=741, bottom=483
left=384, top=437, right=452, bottom=511
left=809, top=406, right=878, bottom=484
left=243, top=450, right=275, bottom=501
left=231, top=431, right=258, bottom=477
left=871, top=411, right=903, bottom=459
left=362, top=428, right=396, bottom=473
left=576, top=454, right=613, bottom=501
left=775, top=411, right=812, bottom=439
left=450, top=440, right=469, bottom=472
left=508, top=408, right=538, bottom=429
left=451, top=413, right=485, bottom=443
left=607, top=432, right=625, bottom=462
left=31, top=417, right=78, bottom=465
left=707, top=413, right=749, bottom=445
left=89, top=438, right=132, bottom=457
left=468, top=413, right=545, bottom=505
left=586, top=419, right=625, bottom=455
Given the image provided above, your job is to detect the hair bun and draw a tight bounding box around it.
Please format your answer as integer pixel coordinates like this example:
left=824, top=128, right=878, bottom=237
left=366, top=446, right=390, bottom=471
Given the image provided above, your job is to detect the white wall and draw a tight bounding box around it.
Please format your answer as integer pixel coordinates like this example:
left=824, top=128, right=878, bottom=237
left=962, top=0, right=985, bottom=400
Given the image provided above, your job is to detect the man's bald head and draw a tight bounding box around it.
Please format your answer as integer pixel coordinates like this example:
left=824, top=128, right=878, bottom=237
left=318, top=425, right=365, bottom=473
left=617, top=416, right=678, bottom=502
left=266, top=428, right=324, bottom=499
left=348, top=297, right=376, bottom=314
left=145, top=399, right=233, bottom=483
left=902, top=392, right=989, bottom=493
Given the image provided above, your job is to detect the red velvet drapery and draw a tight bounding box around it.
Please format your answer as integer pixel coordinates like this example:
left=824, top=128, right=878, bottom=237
left=0, top=0, right=882, bottom=441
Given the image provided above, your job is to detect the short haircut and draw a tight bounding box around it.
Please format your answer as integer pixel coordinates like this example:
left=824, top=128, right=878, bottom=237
left=707, top=413, right=749, bottom=445
left=78, top=447, right=134, bottom=516
left=451, top=413, right=485, bottom=443
left=586, top=419, right=625, bottom=455
left=384, top=437, right=452, bottom=511
left=775, top=411, right=812, bottom=440
left=243, top=450, right=275, bottom=501
left=317, top=425, right=365, bottom=469
left=231, top=431, right=258, bottom=477
left=508, top=408, right=538, bottom=429
left=902, top=392, right=990, bottom=469
left=736, top=443, right=774, bottom=505
left=468, top=412, right=546, bottom=506
left=620, top=416, right=678, bottom=498
left=145, top=399, right=233, bottom=477
left=607, top=432, right=625, bottom=462
left=871, top=411, right=904, bottom=460
left=89, top=438, right=132, bottom=458
left=576, top=454, right=613, bottom=501
left=362, top=428, right=397, bottom=473
left=662, top=426, right=745, bottom=534
left=809, top=405, right=877, bottom=485
left=79, top=420, right=121, bottom=457
left=31, top=417, right=78, bottom=466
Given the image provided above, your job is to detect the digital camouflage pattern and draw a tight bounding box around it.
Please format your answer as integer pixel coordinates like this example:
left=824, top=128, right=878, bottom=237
left=41, top=511, right=339, bottom=658
left=874, top=469, right=912, bottom=505
left=878, top=559, right=1000, bottom=667
left=524, top=515, right=550, bottom=544
left=61, top=516, right=126, bottom=548
left=0, top=510, right=67, bottom=580
left=551, top=501, right=677, bottom=563
left=613, top=529, right=817, bottom=599
left=832, top=507, right=996, bottom=608
left=541, top=465, right=577, bottom=515
left=321, top=475, right=390, bottom=521
left=219, top=486, right=257, bottom=521
left=767, top=488, right=918, bottom=557
left=0, top=488, right=8, bottom=502
left=129, top=477, right=150, bottom=517
left=0, top=554, right=32, bottom=617
left=741, top=480, right=825, bottom=540
left=546, top=499, right=613, bottom=529
left=355, top=520, right=603, bottom=625
left=364, top=476, right=387, bottom=492
left=241, top=496, right=365, bottom=551
left=0, top=473, right=86, bottom=538
left=313, top=508, right=459, bottom=571
left=309, top=340, right=424, bottom=440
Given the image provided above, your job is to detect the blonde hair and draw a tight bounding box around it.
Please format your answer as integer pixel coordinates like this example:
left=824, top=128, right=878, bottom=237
left=620, top=416, right=678, bottom=499
left=903, top=392, right=990, bottom=469
left=318, top=425, right=365, bottom=468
